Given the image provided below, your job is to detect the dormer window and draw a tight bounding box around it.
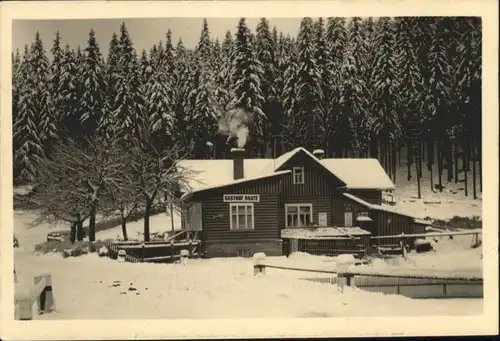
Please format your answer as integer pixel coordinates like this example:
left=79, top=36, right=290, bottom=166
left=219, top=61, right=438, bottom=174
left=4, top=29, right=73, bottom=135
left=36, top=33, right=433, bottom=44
left=293, top=167, right=305, bottom=184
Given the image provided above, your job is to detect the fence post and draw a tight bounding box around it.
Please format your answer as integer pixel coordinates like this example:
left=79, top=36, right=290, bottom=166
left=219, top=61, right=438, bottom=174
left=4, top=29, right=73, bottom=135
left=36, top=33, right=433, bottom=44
left=33, top=274, right=55, bottom=314
left=117, top=249, right=126, bottom=262
left=180, top=249, right=189, bottom=266
left=253, top=252, right=267, bottom=276
left=336, top=254, right=356, bottom=293
left=141, top=243, right=145, bottom=262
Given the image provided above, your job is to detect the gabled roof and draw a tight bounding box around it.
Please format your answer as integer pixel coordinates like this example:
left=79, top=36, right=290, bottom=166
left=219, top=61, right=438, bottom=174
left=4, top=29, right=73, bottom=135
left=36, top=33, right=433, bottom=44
left=177, top=147, right=395, bottom=196
left=269, top=147, right=394, bottom=190
left=181, top=170, right=291, bottom=201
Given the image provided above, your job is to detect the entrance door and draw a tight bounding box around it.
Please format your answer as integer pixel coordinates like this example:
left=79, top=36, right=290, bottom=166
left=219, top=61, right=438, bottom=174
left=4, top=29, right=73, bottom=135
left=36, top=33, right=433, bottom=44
left=344, top=212, right=353, bottom=227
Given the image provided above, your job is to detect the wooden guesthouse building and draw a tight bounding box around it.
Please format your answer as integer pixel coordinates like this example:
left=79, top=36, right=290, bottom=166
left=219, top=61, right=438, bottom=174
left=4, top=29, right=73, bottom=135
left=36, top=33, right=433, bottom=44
left=178, top=147, right=428, bottom=258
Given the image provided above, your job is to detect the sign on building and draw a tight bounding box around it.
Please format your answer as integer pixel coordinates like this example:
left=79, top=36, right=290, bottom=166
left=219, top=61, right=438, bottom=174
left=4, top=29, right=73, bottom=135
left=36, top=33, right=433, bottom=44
left=223, top=194, right=260, bottom=203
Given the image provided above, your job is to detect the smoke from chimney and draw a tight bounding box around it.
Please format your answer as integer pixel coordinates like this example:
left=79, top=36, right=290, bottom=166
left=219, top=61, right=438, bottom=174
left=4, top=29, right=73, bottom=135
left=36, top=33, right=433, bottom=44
left=218, top=108, right=252, bottom=148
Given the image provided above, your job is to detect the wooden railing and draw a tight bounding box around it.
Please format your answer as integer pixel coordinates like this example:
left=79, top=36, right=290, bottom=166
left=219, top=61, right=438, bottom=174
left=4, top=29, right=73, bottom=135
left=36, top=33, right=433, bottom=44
left=253, top=260, right=483, bottom=299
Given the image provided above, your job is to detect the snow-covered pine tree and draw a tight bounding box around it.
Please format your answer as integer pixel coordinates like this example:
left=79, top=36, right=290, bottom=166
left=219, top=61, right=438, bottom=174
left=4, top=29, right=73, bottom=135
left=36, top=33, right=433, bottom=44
left=369, top=17, right=401, bottom=176
left=113, top=22, right=147, bottom=145
left=146, top=42, right=175, bottom=149
left=280, top=36, right=301, bottom=150
left=98, top=33, right=120, bottom=141
left=173, top=39, right=190, bottom=144
left=256, top=18, right=279, bottom=156
left=229, top=18, right=265, bottom=156
left=217, top=31, right=234, bottom=111
left=183, top=20, right=220, bottom=158
left=456, top=17, right=482, bottom=197
left=196, top=19, right=213, bottom=64
left=346, top=17, right=373, bottom=157
left=12, top=49, right=22, bottom=170
left=13, top=44, right=45, bottom=182
left=295, top=17, right=323, bottom=151
left=424, top=18, right=453, bottom=192
left=313, top=18, right=334, bottom=154
left=325, top=17, right=347, bottom=157
left=338, top=39, right=370, bottom=157
left=79, top=29, right=106, bottom=139
left=394, top=17, right=424, bottom=189
left=30, top=32, right=56, bottom=156
left=59, top=45, right=80, bottom=141
left=48, top=31, right=64, bottom=149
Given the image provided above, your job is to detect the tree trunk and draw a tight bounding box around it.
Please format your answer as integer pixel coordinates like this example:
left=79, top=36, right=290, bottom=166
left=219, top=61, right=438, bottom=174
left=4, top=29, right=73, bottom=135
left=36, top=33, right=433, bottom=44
left=170, top=202, right=175, bottom=235
left=416, top=161, right=422, bottom=199
left=478, top=139, right=482, bottom=192
left=76, top=219, right=84, bottom=241
left=70, top=222, right=77, bottom=244
left=88, top=205, right=96, bottom=242
left=392, top=142, right=397, bottom=183
left=472, top=138, right=477, bottom=199
left=369, top=137, right=378, bottom=159
left=437, top=139, right=443, bottom=192
left=463, top=139, right=468, bottom=197
left=446, top=139, right=453, bottom=182
left=427, top=139, right=434, bottom=191
left=454, top=139, right=459, bottom=184
left=121, top=218, right=128, bottom=241
left=407, top=139, right=413, bottom=181
left=144, top=200, right=152, bottom=242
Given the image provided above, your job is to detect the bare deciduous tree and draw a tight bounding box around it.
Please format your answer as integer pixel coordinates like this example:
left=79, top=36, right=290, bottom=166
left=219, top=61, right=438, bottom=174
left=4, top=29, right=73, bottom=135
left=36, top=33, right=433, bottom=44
left=128, top=135, right=197, bottom=241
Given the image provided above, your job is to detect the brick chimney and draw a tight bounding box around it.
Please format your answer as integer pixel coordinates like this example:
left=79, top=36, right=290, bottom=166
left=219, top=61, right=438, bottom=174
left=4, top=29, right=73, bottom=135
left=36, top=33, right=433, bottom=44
left=230, top=148, right=245, bottom=180
left=313, top=149, right=325, bottom=160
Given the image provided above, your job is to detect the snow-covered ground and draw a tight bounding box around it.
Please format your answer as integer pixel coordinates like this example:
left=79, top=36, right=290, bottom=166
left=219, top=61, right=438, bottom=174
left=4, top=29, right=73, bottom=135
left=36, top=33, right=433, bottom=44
left=13, top=208, right=483, bottom=319
left=389, top=163, right=482, bottom=220
left=14, top=248, right=483, bottom=319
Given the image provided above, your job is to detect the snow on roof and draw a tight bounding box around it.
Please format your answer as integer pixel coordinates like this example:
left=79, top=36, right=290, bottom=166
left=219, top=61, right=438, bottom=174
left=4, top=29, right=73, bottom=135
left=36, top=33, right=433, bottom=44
left=343, top=193, right=418, bottom=219
left=178, top=147, right=394, bottom=196
left=414, top=219, right=433, bottom=225
left=177, top=159, right=273, bottom=193
left=273, top=147, right=320, bottom=171
left=281, top=227, right=371, bottom=239
left=320, top=158, right=395, bottom=190
left=356, top=216, right=373, bottom=222
left=181, top=170, right=291, bottom=200
left=272, top=147, right=394, bottom=190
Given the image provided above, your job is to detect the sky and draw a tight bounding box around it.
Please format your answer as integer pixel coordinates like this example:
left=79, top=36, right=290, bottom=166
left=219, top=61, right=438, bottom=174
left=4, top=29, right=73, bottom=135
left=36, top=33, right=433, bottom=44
left=12, top=18, right=304, bottom=59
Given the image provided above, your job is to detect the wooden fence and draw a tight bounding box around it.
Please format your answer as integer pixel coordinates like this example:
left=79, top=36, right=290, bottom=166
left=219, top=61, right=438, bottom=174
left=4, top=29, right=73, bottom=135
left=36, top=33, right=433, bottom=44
left=253, top=262, right=483, bottom=299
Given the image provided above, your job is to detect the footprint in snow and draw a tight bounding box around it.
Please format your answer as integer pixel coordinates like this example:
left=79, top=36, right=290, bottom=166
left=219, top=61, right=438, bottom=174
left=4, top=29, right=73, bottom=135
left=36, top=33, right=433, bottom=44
left=128, top=287, right=137, bottom=291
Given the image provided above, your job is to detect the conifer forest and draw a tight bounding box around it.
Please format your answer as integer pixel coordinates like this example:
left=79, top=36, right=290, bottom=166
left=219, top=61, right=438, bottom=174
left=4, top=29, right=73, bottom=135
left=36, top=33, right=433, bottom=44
left=12, top=17, right=482, bottom=200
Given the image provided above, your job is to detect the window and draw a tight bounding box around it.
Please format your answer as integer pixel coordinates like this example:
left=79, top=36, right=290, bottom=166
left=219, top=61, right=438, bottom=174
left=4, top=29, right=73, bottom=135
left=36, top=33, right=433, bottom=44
left=230, top=203, right=254, bottom=230
left=293, top=167, right=305, bottom=184
left=285, top=204, right=313, bottom=228
left=344, top=203, right=353, bottom=227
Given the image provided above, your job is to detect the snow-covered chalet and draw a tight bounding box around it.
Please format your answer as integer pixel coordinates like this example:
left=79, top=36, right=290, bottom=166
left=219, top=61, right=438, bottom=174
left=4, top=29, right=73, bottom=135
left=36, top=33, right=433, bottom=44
left=178, top=147, right=428, bottom=258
